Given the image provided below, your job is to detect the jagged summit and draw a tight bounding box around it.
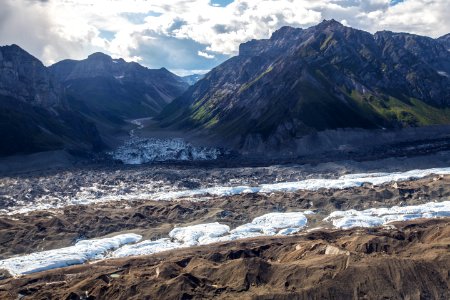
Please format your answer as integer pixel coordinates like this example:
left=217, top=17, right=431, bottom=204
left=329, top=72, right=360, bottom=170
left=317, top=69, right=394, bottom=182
left=316, top=18, right=344, bottom=28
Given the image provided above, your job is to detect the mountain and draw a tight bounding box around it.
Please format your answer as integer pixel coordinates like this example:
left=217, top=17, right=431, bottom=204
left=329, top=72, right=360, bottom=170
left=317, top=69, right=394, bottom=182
left=49, top=53, right=188, bottom=127
left=159, top=20, right=450, bottom=152
left=0, top=45, right=103, bottom=157
left=438, top=33, right=450, bottom=50
left=182, top=74, right=205, bottom=85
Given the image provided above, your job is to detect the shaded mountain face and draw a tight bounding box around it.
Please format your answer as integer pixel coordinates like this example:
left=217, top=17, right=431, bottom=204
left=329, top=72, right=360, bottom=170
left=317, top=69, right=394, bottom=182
left=438, top=33, right=450, bottom=50
left=49, top=53, right=189, bottom=125
left=159, top=20, right=450, bottom=151
left=0, top=45, right=103, bottom=156
left=0, top=45, right=63, bottom=107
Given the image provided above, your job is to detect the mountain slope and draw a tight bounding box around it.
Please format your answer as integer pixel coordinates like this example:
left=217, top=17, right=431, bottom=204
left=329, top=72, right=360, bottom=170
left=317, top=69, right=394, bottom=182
left=159, top=20, right=450, bottom=151
left=50, top=53, right=188, bottom=126
left=438, top=33, right=450, bottom=50
left=0, top=45, right=103, bottom=156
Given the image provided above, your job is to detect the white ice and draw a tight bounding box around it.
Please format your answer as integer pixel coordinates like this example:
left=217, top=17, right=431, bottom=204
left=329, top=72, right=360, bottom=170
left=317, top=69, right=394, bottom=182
left=111, top=212, right=309, bottom=258
left=325, top=201, right=450, bottom=229
left=169, top=222, right=231, bottom=246
left=0, top=234, right=142, bottom=276
left=0, top=212, right=309, bottom=275
left=155, top=167, right=450, bottom=201
left=232, top=212, right=308, bottom=236
left=201, top=212, right=308, bottom=244
left=111, top=238, right=183, bottom=258
left=4, top=167, right=450, bottom=216
left=3, top=199, right=449, bottom=276
left=110, top=137, right=221, bottom=164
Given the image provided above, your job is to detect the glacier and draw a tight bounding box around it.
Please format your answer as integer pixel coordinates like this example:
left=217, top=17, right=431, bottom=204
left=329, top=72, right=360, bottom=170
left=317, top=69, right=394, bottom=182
left=324, top=201, right=450, bottom=229
left=0, top=234, right=142, bottom=276
left=2, top=201, right=450, bottom=276
left=3, top=167, right=450, bottom=216
left=110, top=137, right=222, bottom=164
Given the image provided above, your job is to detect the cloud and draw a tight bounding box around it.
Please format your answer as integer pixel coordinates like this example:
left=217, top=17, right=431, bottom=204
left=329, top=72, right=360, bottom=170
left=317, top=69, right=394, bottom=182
left=0, top=0, right=449, bottom=74
left=198, top=51, right=215, bottom=59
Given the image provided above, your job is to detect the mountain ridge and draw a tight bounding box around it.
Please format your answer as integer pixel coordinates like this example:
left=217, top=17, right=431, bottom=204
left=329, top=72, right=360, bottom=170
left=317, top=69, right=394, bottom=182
left=49, top=52, right=188, bottom=123
left=0, top=45, right=188, bottom=157
left=0, top=44, right=103, bottom=156
left=158, top=20, right=450, bottom=153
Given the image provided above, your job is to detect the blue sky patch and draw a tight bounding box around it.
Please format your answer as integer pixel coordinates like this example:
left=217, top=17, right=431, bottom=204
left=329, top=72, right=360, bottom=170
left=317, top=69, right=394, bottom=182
left=121, top=11, right=162, bottom=25
left=390, top=0, right=404, bottom=5
left=211, top=0, right=234, bottom=7
left=99, top=30, right=115, bottom=41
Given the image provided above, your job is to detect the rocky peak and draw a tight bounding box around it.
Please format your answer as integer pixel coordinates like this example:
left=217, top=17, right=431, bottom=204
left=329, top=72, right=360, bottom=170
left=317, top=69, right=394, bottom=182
left=374, top=30, right=450, bottom=73
left=270, top=26, right=303, bottom=40
left=239, top=26, right=303, bottom=57
left=51, top=52, right=121, bottom=81
left=87, top=52, right=113, bottom=62
left=0, top=44, right=62, bottom=107
left=48, top=50, right=189, bottom=120
left=317, top=19, right=344, bottom=30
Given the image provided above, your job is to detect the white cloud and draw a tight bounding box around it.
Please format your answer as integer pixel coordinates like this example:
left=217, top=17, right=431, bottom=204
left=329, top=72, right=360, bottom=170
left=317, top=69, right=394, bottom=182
left=0, top=0, right=449, bottom=71
left=198, top=50, right=215, bottom=59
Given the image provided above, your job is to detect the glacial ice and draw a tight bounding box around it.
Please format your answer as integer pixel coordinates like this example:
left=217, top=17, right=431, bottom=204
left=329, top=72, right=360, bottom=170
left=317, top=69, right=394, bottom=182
left=112, top=212, right=310, bottom=257
left=110, top=137, right=222, bottom=164
left=169, top=222, right=231, bottom=246
left=112, top=238, right=183, bottom=258
left=200, top=212, right=309, bottom=244
left=3, top=200, right=450, bottom=276
left=0, top=212, right=310, bottom=275
left=155, top=167, right=450, bottom=200
left=232, top=212, right=308, bottom=236
left=325, top=201, right=450, bottom=229
left=0, top=234, right=142, bottom=276
left=3, top=167, right=450, bottom=216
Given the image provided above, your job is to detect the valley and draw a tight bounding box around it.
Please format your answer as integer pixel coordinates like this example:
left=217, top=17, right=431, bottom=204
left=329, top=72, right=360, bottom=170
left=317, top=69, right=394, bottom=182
left=0, top=18, right=450, bottom=300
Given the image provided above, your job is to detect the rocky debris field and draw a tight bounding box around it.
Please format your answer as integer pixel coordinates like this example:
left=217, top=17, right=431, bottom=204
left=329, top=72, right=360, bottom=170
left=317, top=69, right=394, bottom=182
left=2, top=151, right=450, bottom=214
left=1, top=153, right=450, bottom=299
left=0, top=175, right=448, bottom=259
left=0, top=218, right=448, bottom=300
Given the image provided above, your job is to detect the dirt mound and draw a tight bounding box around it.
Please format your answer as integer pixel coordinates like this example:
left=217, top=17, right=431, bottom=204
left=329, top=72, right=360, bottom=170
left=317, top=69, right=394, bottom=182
left=0, top=175, right=448, bottom=258
left=0, top=218, right=448, bottom=299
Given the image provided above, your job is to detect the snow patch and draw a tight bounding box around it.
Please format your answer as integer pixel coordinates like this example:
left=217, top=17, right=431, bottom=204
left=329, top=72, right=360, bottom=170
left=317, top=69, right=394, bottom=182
left=0, top=234, right=142, bottom=276
left=324, top=201, right=450, bottom=229
left=437, top=71, right=449, bottom=77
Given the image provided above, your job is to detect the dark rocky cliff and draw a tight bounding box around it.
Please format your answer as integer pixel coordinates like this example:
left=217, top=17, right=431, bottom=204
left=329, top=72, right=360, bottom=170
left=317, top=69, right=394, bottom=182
left=0, top=45, right=103, bottom=156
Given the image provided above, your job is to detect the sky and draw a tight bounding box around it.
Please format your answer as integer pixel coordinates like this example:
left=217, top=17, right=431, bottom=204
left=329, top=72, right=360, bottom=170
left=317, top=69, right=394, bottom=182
left=1, top=0, right=449, bottom=76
